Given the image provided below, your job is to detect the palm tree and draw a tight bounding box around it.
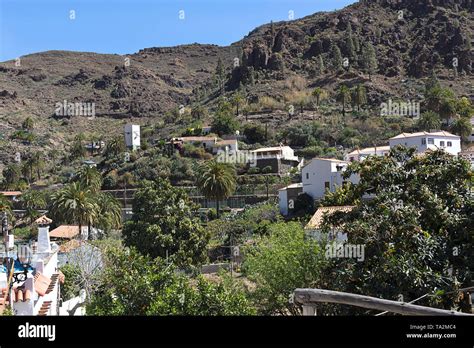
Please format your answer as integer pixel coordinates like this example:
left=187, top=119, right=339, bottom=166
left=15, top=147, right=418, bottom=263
left=417, top=111, right=441, bottom=131
left=95, top=192, right=122, bottom=237
left=19, top=190, right=47, bottom=224
left=104, top=136, right=126, bottom=159
left=231, top=92, right=245, bottom=116
left=450, top=117, right=472, bottom=141
left=50, top=182, right=99, bottom=240
left=351, top=84, right=367, bottom=112
left=336, top=85, right=352, bottom=118
left=0, top=194, right=11, bottom=214
left=75, top=166, right=102, bottom=193
left=196, top=160, right=236, bottom=218
left=312, top=87, right=325, bottom=108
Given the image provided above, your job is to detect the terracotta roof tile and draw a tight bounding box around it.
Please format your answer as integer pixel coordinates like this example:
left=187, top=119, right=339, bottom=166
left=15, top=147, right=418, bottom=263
left=305, top=206, right=355, bottom=230
left=50, top=225, right=80, bottom=239
left=34, top=273, right=51, bottom=296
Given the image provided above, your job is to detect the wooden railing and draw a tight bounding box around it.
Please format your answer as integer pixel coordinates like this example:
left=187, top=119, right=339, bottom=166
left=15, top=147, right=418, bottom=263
left=293, top=288, right=474, bottom=316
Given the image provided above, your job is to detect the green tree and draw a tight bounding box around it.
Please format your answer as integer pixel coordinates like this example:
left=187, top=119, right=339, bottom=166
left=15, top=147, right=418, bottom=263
left=417, top=111, right=442, bottom=131
left=75, top=166, right=102, bottom=193
left=191, top=105, right=208, bottom=120
left=50, top=182, right=99, bottom=240
left=104, top=136, right=126, bottom=159
left=87, top=247, right=254, bottom=315
left=351, top=84, right=367, bottom=111
left=312, top=87, right=326, bottom=108
left=231, top=92, right=245, bottom=116
left=320, top=147, right=474, bottom=313
left=19, top=189, right=47, bottom=224
left=70, top=136, right=87, bottom=160
left=95, top=193, right=122, bottom=235
left=243, top=222, right=327, bottom=315
left=196, top=160, right=236, bottom=218
left=362, top=42, right=378, bottom=80
left=243, top=123, right=266, bottom=144
left=330, top=42, right=343, bottom=72
left=450, top=117, right=472, bottom=141
left=122, top=178, right=209, bottom=267
left=336, top=85, right=352, bottom=117
left=2, top=164, right=21, bottom=189
left=211, top=112, right=238, bottom=137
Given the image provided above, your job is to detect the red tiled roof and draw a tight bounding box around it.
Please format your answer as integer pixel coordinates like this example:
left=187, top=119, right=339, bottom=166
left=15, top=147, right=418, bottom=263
left=11, top=288, right=31, bottom=302
left=0, top=191, right=22, bottom=197
left=35, top=215, right=53, bottom=225
left=50, top=225, right=80, bottom=239
left=34, top=273, right=51, bottom=296
left=305, top=206, right=355, bottom=230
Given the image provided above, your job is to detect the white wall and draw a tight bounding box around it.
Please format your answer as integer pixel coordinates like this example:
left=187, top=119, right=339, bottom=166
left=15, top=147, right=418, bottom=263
left=124, top=124, right=141, bottom=150
left=302, top=159, right=356, bottom=200
left=390, top=135, right=461, bottom=156
left=278, top=189, right=288, bottom=215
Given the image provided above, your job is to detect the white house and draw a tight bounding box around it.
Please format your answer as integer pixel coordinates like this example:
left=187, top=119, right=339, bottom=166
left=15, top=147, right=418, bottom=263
left=213, top=139, right=239, bottom=155
left=389, top=131, right=461, bottom=156
left=302, top=158, right=359, bottom=200
left=250, top=145, right=302, bottom=174
left=278, top=183, right=303, bottom=216
left=175, top=136, right=217, bottom=150
left=251, top=145, right=299, bottom=162
left=0, top=216, right=65, bottom=316
left=345, top=146, right=391, bottom=162
left=124, top=124, right=141, bottom=151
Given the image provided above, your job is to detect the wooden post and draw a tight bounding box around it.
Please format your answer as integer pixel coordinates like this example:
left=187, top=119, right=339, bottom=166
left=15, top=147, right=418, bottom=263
left=302, top=305, right=317, bottom=316
left=294, top=288, right=474, bottom=316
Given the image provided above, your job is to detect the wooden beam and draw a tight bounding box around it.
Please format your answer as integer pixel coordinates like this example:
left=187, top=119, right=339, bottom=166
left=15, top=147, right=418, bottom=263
left=294, top=288, right=474, bottom=316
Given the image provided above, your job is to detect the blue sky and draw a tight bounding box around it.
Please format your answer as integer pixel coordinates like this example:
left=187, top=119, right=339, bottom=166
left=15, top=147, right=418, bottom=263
left=0, top=0, right=356, bottom=62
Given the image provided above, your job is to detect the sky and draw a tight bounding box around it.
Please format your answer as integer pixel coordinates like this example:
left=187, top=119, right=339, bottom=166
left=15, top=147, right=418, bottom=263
left=0, top=0, right=356, bottom=62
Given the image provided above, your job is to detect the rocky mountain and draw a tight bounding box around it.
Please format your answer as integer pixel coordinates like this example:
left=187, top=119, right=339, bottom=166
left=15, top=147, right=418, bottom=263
left=0, top=0, right=472, bottom=138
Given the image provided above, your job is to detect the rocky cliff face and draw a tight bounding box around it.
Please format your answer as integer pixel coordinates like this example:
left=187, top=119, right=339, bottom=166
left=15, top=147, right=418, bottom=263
left=0, top=0, right=472, bottom=121
left=232, top=0, right=472, bottom=84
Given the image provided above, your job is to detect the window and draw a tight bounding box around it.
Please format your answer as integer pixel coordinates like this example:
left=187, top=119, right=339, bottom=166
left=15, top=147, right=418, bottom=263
left=306, top=173, right=309, bottom=180
left=324, top=182, right=330, bottom=189
left=421, top=138, right=426, bottom=145
left=440, top=141, right=445, bottom=147
left=447, top=141, right=452, bottom=147
left=428, top=138, right=434, bottom=144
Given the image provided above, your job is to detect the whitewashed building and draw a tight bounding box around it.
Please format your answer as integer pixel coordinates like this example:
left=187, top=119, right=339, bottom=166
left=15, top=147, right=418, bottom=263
left=212, top=139, right=239, bottom=155
left=302, top=158, right=359, bottom=200
left=389, top=131, right=461, bottom=156
left=345, top=146, right=391, bottom=162
left=0, top=216, right=65, bottom=316
left=124, top=124, right=141, bottom=151
left=250, top=145, right=302, bottom=174
left=278, top=183, right=303, bottom=216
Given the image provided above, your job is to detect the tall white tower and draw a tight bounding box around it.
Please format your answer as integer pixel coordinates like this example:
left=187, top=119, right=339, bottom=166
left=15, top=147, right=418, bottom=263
left=124, top=124, right=140, bottom=151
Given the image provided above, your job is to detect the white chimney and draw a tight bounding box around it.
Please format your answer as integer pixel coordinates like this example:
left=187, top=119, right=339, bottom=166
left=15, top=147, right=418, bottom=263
left=35, top=216, right=52, bottom=255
